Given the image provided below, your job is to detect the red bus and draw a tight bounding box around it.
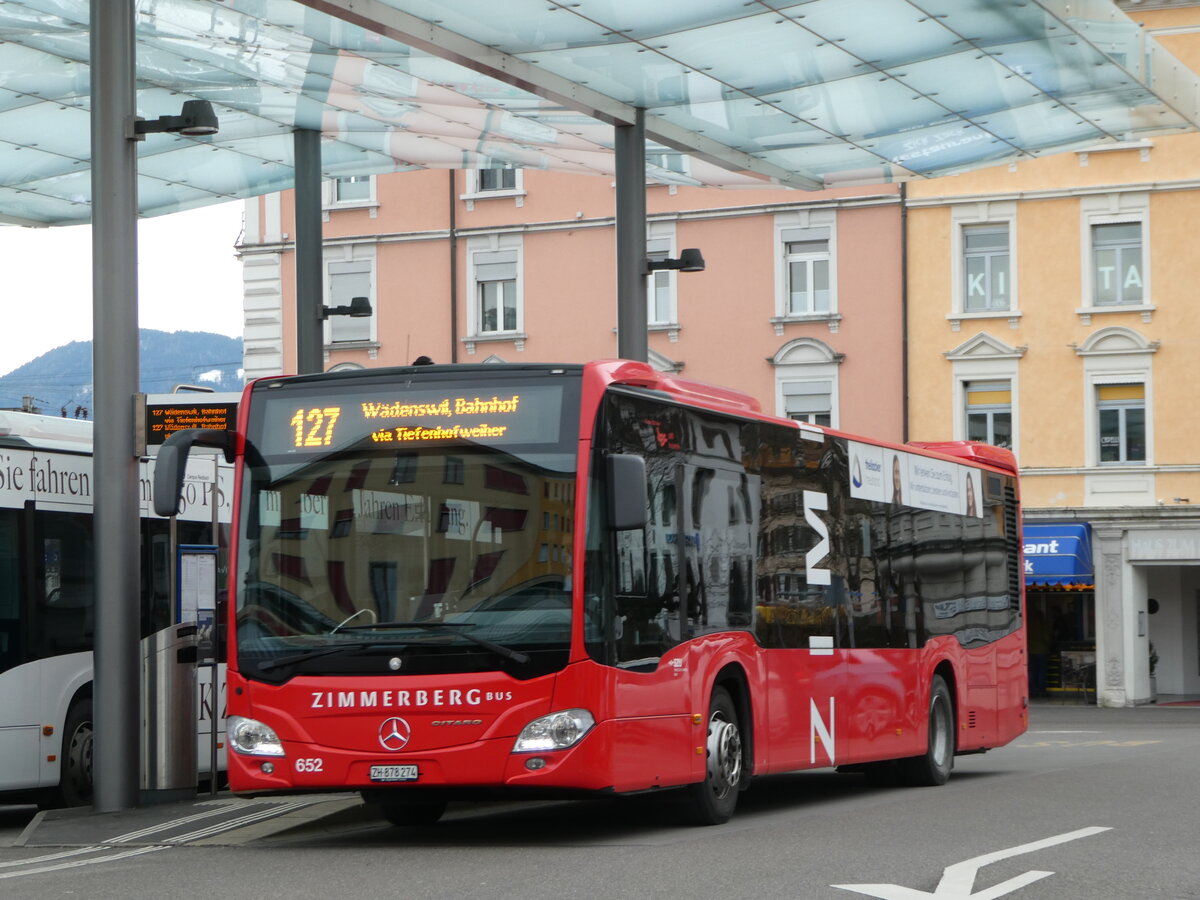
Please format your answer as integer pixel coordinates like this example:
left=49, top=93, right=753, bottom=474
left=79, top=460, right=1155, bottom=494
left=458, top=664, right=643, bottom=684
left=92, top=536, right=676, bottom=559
left=156, top=360, right=1027, bottom=826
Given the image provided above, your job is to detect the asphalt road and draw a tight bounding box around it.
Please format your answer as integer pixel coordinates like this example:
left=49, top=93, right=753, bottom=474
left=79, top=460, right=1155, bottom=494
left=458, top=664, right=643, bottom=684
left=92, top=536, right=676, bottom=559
left=2, top=703, right=1197, bottom=899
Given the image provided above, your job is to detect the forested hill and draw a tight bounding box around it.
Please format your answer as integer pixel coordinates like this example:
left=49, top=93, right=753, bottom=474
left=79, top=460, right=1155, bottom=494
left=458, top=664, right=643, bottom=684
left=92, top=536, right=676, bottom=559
left=0, top=329, right=243, bottom=416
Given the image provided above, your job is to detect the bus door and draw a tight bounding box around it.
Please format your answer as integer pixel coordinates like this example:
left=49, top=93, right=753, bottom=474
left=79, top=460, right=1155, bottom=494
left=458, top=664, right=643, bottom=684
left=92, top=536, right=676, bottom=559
left=606, top=459, right=694, bottom=788
left=754, top=439, right=847, bottom=772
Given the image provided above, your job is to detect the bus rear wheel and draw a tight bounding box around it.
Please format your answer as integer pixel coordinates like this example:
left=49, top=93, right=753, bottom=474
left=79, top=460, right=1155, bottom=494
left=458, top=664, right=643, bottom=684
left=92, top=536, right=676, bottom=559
left=678, top=686, right=743, bottom=826
left=900, top=675, right=954, bottom=786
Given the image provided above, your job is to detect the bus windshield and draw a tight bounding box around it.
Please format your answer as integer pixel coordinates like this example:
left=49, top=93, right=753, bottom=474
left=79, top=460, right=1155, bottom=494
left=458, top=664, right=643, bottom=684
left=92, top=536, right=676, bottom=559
left=235, top=368, right=582, bottom=682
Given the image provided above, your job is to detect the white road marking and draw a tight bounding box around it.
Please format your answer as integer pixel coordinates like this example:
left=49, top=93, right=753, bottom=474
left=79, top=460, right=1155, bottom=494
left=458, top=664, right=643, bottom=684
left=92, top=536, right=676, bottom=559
left=109, top=800, right=246, bottom=842
left=833, top=826, right=1112, bottom=899
left=0, top=847, right=103, bottom=869
left=0, top=845, right=167, bottom=880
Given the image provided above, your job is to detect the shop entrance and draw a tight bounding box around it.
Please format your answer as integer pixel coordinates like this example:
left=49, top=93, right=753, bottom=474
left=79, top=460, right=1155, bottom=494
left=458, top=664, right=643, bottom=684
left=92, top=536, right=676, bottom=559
left=1144, top=566, right=1200, bottom=701
left=1027, top=587, right=1095, bottom=699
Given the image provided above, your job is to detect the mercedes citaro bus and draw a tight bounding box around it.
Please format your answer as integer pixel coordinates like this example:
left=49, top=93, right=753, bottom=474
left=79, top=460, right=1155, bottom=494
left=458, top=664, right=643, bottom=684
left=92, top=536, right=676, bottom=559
left=156, top=360, right=1027, bottom=826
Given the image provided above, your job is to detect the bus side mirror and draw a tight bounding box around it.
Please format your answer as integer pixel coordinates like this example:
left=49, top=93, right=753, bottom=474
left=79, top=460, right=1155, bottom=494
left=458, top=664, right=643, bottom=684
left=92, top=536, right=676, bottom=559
left=153, top=429, right=237, bottom=517
left=606, top=453, right=646, bottom=531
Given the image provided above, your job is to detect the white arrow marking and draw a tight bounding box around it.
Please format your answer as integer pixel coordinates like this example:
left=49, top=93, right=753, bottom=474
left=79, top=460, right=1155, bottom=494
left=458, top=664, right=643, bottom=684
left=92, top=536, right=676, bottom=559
left=833, top=826, right=1111, bottom=900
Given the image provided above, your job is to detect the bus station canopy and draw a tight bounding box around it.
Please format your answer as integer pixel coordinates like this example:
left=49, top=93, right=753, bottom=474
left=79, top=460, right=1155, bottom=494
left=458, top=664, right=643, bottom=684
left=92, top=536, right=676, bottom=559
left=3, top=0, right=1200, bottom=226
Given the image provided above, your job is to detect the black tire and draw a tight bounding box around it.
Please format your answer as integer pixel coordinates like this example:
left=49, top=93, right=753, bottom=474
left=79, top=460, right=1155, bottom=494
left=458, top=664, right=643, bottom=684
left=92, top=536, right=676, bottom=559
left=900, top=675, right=954, bottom=786
left=678, top=686, right=744, bottom=826
left=376, top=796, right=448, bottom=827
left=48, top=698, right=94, bottom=808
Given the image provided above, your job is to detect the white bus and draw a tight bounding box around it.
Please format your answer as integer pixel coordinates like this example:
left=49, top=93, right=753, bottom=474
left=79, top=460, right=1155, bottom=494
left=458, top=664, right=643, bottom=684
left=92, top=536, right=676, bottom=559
left=0, top=410, right=230, bottom=806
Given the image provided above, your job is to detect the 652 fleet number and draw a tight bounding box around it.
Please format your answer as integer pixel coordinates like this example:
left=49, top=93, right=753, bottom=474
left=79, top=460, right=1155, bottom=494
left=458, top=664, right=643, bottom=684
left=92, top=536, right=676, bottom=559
left=294, top=758, right=324, bottom=773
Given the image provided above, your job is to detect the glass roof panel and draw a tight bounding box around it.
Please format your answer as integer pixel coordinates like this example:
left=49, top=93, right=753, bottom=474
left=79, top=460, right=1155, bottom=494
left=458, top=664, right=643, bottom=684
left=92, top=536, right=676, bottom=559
left=0, top=0, right=1197, bottom=226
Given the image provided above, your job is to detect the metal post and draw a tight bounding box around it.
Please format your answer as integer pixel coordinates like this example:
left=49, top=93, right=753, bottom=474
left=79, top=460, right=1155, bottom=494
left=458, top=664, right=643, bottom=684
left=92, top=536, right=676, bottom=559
left=294, top=129, right=324, bottom=374
left=90, top=0, right=142, bottom=812
left=209, top=453, right=219, bottom=795
left=614, top=109, right=648, bottom=362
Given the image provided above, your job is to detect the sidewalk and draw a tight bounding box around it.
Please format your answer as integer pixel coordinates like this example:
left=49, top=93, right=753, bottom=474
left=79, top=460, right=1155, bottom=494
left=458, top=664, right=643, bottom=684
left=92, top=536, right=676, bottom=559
left=1030, top=691, right=1200, bottom=707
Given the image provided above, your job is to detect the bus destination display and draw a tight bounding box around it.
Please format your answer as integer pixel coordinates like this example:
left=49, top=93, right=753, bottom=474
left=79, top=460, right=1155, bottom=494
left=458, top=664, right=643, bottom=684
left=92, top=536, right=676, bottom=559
left=263, top=383, right=564, bottom=454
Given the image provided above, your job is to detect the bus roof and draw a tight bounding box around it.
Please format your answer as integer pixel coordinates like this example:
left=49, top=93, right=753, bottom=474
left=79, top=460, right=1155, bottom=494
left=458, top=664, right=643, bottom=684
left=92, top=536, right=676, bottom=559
left=0, top=410, right=93, bottom=452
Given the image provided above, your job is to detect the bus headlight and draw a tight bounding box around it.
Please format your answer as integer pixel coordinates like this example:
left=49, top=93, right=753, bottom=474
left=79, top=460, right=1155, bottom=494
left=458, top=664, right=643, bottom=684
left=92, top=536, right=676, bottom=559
left=513, top=709, right=595, bottom=753
left=228, top=715, right=285, bottom=757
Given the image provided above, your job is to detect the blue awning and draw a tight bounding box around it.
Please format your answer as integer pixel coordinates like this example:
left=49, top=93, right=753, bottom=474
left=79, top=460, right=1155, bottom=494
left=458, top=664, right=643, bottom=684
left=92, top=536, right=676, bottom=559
left=1023, top=524, right=1094, bottom=587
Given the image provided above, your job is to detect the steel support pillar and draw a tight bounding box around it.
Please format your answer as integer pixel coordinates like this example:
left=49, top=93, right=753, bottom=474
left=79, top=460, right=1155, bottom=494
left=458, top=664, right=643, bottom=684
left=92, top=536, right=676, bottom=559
left=614, top=109, right=647, bottom=362
left=294, top=129, right=324, bottom=374
left=89, top=0, right=142, bottom=812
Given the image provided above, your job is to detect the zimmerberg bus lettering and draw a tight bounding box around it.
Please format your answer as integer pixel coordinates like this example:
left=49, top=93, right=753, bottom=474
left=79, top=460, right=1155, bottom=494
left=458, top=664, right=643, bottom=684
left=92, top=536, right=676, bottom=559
left=803, top=490, right=831, bottom=586
left=309, top=688, right=514, bottom=709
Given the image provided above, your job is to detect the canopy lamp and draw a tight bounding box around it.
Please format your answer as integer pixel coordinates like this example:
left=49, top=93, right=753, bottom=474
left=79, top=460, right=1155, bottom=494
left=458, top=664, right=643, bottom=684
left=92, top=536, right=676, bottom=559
left=646, top=248, right=706, bottom=273
left=322, top=296, right=373, bottom=319
left=131, top=99, right=220, bottom=140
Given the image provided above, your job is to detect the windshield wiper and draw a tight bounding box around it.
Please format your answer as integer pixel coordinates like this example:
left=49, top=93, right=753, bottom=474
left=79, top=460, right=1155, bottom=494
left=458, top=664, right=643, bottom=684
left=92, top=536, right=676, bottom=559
left=337, top=621, right=531, bottom=665
left=257, top=640, right=402, bottom=673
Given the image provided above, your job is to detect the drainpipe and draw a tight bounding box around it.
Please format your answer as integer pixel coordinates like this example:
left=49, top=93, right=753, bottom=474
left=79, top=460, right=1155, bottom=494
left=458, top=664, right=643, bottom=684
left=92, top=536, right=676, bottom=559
left=449, top=170, right=459, bottom=363
left=900, top=181, right=909, bottom=443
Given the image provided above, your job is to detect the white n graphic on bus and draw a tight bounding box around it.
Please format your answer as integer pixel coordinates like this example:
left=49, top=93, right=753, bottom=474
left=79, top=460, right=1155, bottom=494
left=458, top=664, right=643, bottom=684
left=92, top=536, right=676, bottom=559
left=811, top=697, right=836, bottom=765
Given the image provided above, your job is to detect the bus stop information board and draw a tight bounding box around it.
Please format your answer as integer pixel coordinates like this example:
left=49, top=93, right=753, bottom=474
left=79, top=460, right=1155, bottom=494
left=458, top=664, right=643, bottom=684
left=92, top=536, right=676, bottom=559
left=142, top=393, right=240, bottom=448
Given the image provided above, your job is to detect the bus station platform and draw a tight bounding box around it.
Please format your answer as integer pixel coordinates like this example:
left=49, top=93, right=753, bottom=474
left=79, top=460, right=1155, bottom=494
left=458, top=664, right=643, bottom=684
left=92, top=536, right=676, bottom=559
left=13, top=793, right=373, bottom=849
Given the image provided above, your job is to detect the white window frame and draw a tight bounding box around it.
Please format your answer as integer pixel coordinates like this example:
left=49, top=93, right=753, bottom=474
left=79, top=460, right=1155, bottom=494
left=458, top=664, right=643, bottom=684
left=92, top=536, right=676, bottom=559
left=1078, top=193, right=1153, bottom=324
left=1076, top=326, right=1157, bottom=469
left=460, top=167, right=526, bottom=210
left=322, top=175, right=378, bottom=213
left=963, top=380, right=1013, bottom=450
left=949, top=201, right=1019, bottom=330
left=646, top=221, right=678, bottom=332
left=1095, top=386, right=1146, bottom=466
left=772, top=210, right=839, bottom=333
left=322, top=247, right=377, bottom=348
left=464, top=234, right=525, bottom=353
left=645, top=147, right=690, bottom=178
left=770, top=337, right=843, bottom=429
left=947, top=333, right=1025, bottom=461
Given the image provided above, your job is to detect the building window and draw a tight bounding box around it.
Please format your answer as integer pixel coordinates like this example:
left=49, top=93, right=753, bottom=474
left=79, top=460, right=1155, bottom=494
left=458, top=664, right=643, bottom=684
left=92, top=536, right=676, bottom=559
left=323, top=175, right=376, bottom=210
left=478, top=167, right=517, bottom=192
left=771, top=337, right=842, bottom=428
left=782, top=380, right=832, bottom=427
left=1097, top=384, right=1145, bottom=464
left=949, top=201, right=1018, bottom=328
left=1078, top=194, right=1150, bottom=323
left=785, top=230, right=831, bottom=315
left=334, top=175, right=372, bottom=204
left=325, top=259, right=374, bottom=344
left=646, top=149, right=688, bottom=176
left=472, top=247, right=519, bottom=335
left=1091, top=222, right=1143, bottom=307
left=965, top=380, right=1012, bottom=448
left=963, top=225, right=1010, bottom=312
left=646, top=228, right=677, bottom=327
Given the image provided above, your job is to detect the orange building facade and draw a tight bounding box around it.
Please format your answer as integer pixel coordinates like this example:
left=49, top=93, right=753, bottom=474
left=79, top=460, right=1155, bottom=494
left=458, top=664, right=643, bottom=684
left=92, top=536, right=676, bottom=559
left=901, top=0, right=1200, bottom=707
left=239, top=172, right=906, bottom=443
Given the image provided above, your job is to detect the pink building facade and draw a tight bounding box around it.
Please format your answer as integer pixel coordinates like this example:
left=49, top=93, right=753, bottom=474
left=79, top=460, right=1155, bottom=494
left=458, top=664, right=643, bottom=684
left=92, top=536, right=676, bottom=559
left=239, top=170, right=905, bottom=441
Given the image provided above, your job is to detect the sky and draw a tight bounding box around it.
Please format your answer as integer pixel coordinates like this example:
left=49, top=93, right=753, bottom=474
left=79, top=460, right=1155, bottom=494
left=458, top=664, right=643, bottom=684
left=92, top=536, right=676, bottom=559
left=0, top=200, right=246, bottom=377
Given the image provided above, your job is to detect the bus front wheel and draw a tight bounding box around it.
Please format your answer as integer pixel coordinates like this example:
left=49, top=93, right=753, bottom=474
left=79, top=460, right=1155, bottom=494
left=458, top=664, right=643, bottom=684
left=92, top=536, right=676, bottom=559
left=373, top=795, right=447, bottom=827
left=678, top=686, right=743, bottom=826
left=900, top=675, right=954, bottom=787
left=49, top=698, right=94, bottom=808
